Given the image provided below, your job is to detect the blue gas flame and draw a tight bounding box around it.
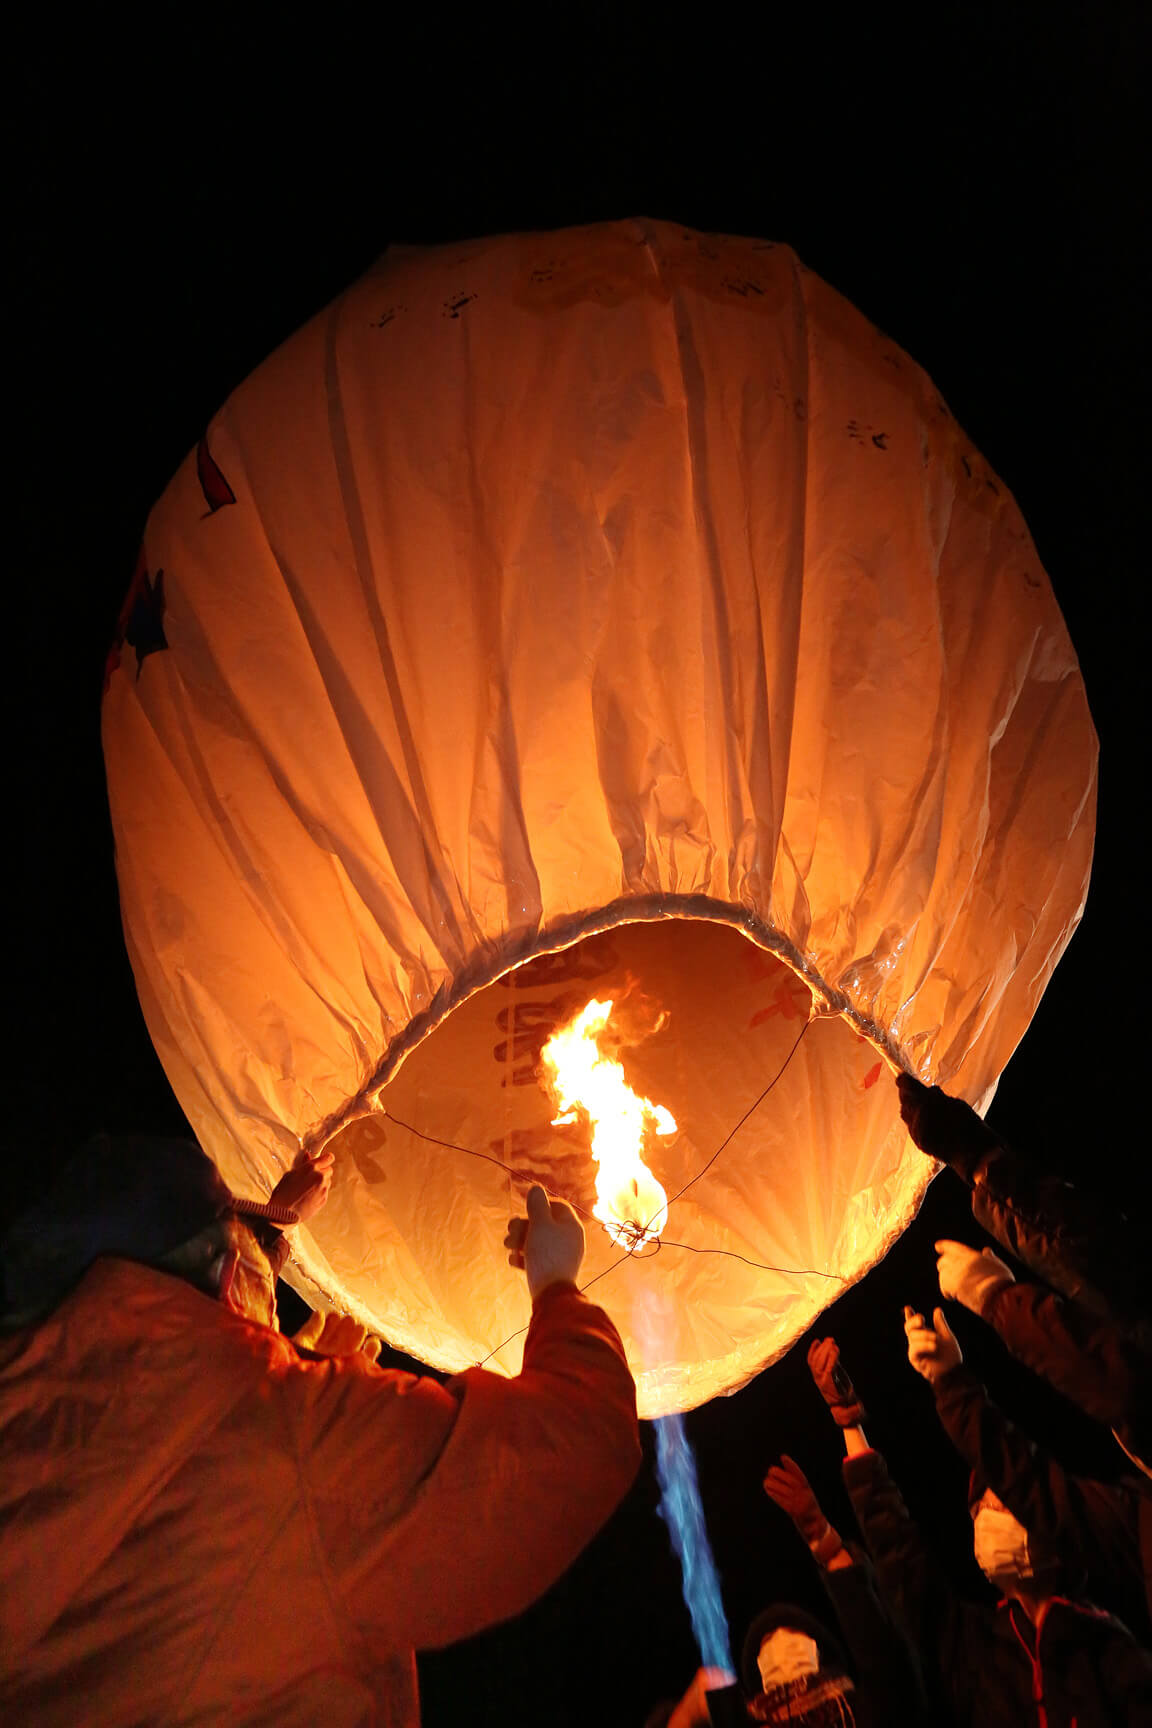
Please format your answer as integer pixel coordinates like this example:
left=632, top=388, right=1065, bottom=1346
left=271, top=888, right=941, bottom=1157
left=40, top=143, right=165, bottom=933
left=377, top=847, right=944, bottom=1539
left=654, top=1412, right=734, bottom=1673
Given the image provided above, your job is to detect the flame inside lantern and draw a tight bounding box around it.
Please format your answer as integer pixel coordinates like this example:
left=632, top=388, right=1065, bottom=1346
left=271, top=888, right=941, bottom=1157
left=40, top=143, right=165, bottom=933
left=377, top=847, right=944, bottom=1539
left=540, top=996, right=675, bottom=1249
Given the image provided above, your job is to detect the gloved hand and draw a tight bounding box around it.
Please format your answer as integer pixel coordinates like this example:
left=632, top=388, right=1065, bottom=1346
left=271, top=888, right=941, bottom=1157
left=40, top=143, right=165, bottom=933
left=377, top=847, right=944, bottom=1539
left=904, top=1305, right=963, bottom=1383
left=293, top=1308, right=382, bottom=1361
left=762, top=1454, right=837, bottom=1550
left=807, top=1336, right=867, bottom=1426
left=667, top=1667, right=738, bottom=1728
left=936, top=1238, right=1015, bottom=1316
left=269, top=1148, right=335, bottom=1223
left=504, top=1184, right=585, bottom=1301
left=896, top=1073, right=999, bottom=1180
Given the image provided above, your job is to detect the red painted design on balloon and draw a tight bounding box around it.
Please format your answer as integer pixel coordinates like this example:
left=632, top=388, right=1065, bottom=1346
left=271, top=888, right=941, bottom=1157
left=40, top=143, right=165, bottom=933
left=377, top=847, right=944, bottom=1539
left=197, top=435, right=237, bottom=515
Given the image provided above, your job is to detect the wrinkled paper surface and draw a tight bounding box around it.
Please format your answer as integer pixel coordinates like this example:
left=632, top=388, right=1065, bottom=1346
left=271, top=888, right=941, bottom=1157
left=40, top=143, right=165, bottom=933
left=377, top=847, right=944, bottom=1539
left=103, top=221, right=1096, bottom=1413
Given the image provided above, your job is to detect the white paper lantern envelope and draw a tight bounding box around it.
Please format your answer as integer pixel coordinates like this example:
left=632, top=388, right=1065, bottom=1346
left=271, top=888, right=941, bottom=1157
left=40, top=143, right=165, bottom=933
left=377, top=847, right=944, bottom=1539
left=103, top=220, right=1096, bottom=1414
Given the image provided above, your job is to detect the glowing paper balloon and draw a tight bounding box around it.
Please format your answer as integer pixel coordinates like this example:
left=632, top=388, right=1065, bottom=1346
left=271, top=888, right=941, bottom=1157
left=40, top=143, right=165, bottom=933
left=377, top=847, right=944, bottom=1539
left=102, top=220, right=1096, bottom=1415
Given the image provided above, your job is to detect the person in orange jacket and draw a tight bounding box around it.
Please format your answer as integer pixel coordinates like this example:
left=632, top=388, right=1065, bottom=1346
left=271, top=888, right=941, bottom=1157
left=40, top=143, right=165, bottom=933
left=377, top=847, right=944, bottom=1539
left=0, top=1134, right=641, bottom=1726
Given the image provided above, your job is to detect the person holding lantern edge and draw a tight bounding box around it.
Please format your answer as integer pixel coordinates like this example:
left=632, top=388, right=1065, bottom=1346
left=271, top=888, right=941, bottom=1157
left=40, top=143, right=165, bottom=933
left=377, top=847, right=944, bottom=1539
left=671, top=1072, right=1152, bottom=1725
left=897, top=1071, right=1152, bottom=1620
left=0, top=1135, right=640, bottom=1726
left=758, top=1218, right=1152, bottom=1724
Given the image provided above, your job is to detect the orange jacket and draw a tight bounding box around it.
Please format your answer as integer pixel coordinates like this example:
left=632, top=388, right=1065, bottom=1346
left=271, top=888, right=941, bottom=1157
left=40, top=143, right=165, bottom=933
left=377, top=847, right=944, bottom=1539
left=0, top=1259, right=640, bottom=1725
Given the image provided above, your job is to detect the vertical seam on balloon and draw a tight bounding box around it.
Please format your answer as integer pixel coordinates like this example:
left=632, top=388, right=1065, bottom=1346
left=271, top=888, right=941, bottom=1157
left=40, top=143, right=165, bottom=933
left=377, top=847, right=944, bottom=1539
left=669, top=282, right=750, bottom=888
left=322, top=300, right=469, bottom=964
left=457, top=278, right=543, bottom=941
left=777, top=248, right=814, bottom=928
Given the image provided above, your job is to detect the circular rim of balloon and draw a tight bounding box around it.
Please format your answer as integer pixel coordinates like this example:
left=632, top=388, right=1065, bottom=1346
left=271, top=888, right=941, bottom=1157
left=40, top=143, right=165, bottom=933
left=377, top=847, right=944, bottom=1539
left=303, top=892, right=910, bottom=1160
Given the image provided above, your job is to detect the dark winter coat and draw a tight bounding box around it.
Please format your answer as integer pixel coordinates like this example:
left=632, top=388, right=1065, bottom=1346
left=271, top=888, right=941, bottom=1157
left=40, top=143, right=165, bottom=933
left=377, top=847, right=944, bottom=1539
left=981, top=1275, right=1152, bottom=1478
left=842, top=1445, right=1152, bottom=1727
left=897, top=1078, right=1150, bottom=1352
left=822, top=1554, right=930, bottom=1725
left=933, top=1359, right=1152, bottom=1639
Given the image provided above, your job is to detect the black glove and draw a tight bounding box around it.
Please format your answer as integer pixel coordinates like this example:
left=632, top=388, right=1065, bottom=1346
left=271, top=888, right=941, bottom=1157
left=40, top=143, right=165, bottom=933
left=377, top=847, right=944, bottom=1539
left=897, top=1073, right=1000, bottom=1183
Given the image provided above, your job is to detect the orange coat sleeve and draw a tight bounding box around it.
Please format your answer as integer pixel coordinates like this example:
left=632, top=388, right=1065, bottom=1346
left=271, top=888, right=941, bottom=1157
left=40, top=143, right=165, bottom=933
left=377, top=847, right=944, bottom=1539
left=286, top=1283, right=640, bottom=1653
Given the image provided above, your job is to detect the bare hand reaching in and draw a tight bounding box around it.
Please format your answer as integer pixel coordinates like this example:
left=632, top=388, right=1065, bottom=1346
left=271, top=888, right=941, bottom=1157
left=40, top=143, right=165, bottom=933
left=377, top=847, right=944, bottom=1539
left=269, top=1148, right=335, bottom=1223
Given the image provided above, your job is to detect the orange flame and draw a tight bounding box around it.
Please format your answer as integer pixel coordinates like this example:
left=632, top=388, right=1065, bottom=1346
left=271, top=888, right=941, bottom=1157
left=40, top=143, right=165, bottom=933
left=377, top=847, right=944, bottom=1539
left=541, top=997, right=675, bottom=1248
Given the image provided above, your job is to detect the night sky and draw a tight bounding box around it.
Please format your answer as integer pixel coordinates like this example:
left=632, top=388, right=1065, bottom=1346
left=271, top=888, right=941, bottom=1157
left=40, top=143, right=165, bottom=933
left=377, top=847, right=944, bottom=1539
left=9, top=10, right=1146, bottom=1725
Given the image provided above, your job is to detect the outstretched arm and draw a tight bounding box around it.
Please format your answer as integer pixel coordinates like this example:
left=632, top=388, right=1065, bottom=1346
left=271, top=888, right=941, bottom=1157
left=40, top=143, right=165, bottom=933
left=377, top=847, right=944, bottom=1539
left=662, top=1667, right=739, bottom=1728
left=904, top=1302, right=1141, bottom=1607
left=296, top=1185, right=641, bottom=1652
left=936, top=1237, right=1151, bottom=1453
left=762, top=1451, right=852, bottom=1569
left=806, top=1328, right=981, bottom=1716
left=897, top=1075, right=1148, bottom=1344
left=840, top=1427, right=981, bottom=1719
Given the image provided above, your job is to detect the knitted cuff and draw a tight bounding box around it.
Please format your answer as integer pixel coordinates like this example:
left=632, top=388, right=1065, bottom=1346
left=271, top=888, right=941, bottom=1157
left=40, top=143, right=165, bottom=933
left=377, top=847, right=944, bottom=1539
left=808, top=1522, right=844, bottom=1567
left=230, top=1196, right=301, bottom=1227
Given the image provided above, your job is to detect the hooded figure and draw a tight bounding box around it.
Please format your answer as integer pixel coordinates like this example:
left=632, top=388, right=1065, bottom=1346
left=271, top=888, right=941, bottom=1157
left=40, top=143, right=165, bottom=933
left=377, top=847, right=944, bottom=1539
left=740, top=1606, right=857, bottom=1727
left=0, top=1133, right=305, bottom=1330
left=0, top=1135, right=640, bottom=1726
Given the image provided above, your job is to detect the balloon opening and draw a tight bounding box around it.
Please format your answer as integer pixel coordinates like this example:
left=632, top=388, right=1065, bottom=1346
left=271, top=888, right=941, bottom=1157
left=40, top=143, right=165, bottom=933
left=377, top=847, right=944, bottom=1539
left=312, top=914, right=917, bottom=1414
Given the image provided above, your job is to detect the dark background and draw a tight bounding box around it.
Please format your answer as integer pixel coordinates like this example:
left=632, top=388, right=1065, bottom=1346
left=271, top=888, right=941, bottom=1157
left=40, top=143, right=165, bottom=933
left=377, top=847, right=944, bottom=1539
left=8, top=7, right=1146, bottom=1723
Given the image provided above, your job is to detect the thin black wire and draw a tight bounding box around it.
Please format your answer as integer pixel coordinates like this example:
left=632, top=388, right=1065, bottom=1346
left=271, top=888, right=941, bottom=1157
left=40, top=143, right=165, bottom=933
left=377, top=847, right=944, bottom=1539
left=655, top=1237, right=846, bottom=1280
left=643, top=1010, right=813, bottom=1223
left=471, top=1250, right=636, bottom=1367
left=375, top=1115, right=611, bottom=1236
left=383, top=1007, right=846, bottom=1370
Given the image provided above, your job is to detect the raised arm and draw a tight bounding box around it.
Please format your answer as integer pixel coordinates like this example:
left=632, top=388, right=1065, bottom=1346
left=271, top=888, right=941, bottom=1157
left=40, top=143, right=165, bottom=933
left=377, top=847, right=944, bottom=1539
left=904, top=1302, right=1143, bottom=1621
left=805, top=1329, right=982, bottom=1715
left=936, top=1237, right=1152, bottom=1459
left=762, top=1404, right=931, bottom=1724
left=839, top=1416, right=981, bottom=1721
left=762, top=1450, right=853, bottom=1571
left=897, top=1074, right=1149, bottom=1346
left=294, top=1186, right=641, bottom=1653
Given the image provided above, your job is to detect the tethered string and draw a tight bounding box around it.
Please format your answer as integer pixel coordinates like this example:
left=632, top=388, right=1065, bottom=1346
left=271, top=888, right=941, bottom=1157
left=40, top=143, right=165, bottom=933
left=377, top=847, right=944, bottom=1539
left=380, top=1012, right=847, bottom=1369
